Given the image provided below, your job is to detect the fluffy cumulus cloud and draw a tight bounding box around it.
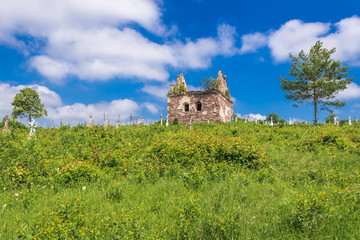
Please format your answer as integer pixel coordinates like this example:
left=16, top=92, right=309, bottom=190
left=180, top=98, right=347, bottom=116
left=0, top=0, right=239, bottom=83
left=239, top=32, right=267, bottom=54
left=336, top=82, right=360, bottom=100
left=238, top=113, right=266, bottom=121
left=141, top=83, right=171, bottom=99
left=0, top=83, right=159, bottom=125
left=240, top=16, right=360, bottom=65
left=47, top=99, right=140, bottom=125
left=0, top=83, right=62, bottom=117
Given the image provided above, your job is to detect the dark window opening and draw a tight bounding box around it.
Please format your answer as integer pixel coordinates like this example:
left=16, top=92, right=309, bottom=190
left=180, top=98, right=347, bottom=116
left=184, top=103, right=189, bottom=112
left=196, top=102, right=202, bottom=111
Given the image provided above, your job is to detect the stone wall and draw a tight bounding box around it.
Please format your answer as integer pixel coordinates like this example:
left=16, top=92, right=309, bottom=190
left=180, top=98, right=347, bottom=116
left=167, top=90, right=233, bottom=123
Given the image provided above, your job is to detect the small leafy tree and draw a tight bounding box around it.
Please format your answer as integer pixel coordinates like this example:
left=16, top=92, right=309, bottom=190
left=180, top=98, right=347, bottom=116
left=280, top=41, right=353, bottom=124
left=266, top=112, right=279, bottom=123
left=324, top=112, right=336, bottom=123
left=11, top=87, right=48, bottom=122
left=200, top=77, right=221, bottom=91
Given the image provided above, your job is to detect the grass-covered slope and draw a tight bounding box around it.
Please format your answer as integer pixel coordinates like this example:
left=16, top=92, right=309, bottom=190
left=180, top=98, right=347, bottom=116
left=1, top=122, right=360, bottom=239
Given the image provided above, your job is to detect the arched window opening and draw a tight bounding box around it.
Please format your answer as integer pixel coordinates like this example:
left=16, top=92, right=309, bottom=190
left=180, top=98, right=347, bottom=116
left=196, top=102, right=202, bottom=111
left=184, top=103, right=189, bottom=112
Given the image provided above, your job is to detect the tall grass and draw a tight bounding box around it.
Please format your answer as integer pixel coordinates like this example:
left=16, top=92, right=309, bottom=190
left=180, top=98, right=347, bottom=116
left=1, top=122, right=360, bottom=239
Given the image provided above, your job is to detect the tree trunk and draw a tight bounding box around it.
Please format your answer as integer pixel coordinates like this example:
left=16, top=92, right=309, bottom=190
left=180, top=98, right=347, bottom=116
left=314, top=101, right=318, bottom=125
left=313, top=87, right=318, bottom=125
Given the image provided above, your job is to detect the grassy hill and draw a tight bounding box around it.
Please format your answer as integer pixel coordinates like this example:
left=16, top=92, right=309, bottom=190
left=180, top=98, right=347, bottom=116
left=1, top=122, right=360, bottom=239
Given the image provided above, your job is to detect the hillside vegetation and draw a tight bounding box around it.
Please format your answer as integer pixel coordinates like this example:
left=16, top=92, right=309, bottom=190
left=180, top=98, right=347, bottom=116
left=1, top=122, right=360, bottom=239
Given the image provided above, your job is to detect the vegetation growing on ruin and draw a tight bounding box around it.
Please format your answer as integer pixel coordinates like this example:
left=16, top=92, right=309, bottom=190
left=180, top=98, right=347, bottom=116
left=1, top=121, right=360, bottom=238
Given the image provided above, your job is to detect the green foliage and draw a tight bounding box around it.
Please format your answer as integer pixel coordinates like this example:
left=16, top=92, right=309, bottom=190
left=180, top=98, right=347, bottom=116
left=225, top=89, right=231, bottom=100
left=280, top=41, right=353, bottom=124
left=266, top=112, right=279, bottom=123
left=11, top=87, right=48, bottom=122
left=1, top=123, right=360, bottom=239
left=325, top=112, right=336, bottom=123
left=178, top=84, right=186, bottom=93
left=0, top=118, right=27, bottom=129
left=200, top=77, right=221, bottom=91
left=172, top=118, right=179, bottom=125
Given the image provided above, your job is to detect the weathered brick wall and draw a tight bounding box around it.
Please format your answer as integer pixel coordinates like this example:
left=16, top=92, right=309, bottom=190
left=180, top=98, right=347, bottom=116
left=167, top=90, right=233, bottom=123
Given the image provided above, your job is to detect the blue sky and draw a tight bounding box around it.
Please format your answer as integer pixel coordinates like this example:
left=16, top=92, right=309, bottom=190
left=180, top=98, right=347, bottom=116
left=1, top=0, right=360, bottom=125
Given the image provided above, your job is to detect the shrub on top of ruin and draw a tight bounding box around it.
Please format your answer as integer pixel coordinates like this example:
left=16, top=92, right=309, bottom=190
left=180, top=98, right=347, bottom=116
left=225, top=89, right=231, bottom=100
left=200, top=77, right=221, bottom=91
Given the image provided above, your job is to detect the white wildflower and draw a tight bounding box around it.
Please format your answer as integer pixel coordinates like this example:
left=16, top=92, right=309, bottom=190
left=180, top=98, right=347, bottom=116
left=82, top=186, right=86, bottom=191
left=14, top=193, right=19, bottom=197
left=2, top=204, right=6, bottom=209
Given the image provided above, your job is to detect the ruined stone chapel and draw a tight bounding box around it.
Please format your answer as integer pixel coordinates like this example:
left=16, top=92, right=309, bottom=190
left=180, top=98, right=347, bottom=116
left=167, top=70, right=233, bottom=123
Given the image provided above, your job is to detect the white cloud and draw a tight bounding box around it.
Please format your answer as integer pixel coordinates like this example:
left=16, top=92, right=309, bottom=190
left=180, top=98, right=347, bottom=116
left=336, top=82, right=360, bottom=100
left=174, top=24, right=238, bottom=69
left=0, top=0, right=164, bottom=36
left=238, top=113, right=266, bottom=121
left=141, top=83, right=171, bottom=99
left=239, top=32, right=267, bottom=54
left=0, top=83, right=161, bottom=125
left=142, top=102, right=159, bottom=114
left=241, top=16, right=360, bottom=66
left=321, top=16, right=360, bottom=65
left=268, top=20, right=330, bottom=62
left=0, top=1, right=239, bottom=83
left=0, top=83, right=62, bottom=118
left=47, top=99, right=140, bottom=125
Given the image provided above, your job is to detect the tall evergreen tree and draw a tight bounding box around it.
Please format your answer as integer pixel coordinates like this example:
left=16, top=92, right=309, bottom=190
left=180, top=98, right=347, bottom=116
left=280, top=41, right=353, bottom=124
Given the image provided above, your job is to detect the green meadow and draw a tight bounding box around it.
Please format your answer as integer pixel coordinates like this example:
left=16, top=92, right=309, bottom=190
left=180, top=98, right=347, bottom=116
left=1, top=122, right=360, bottom=239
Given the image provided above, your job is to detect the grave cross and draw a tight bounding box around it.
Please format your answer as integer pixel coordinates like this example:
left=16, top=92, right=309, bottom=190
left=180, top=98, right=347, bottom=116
left=2, top=115, right=10, bottom=132
left=116, top=115, right=120, bottom=129
left=129, top=113, right=133, bottom=126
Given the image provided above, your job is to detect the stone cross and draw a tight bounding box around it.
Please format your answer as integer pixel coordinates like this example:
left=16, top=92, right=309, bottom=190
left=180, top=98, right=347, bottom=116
left=349, top=116, right=352, bottom=126
left=270, top=117, right=273, bottom=126
left=29, top=119, right=37, bottom=136
left=129, top=113, right=133, bottom=126
left=88, top=114, right=93, bottom=127
left=160, top=113, right=163, bottom=126
left=140, top=115, right=143, bottom=124
left=166, top=118, right=169, bottom=127
left=52, top=120, right=55, bottom=129
left=116, top=119, right=120, bottom=129
left=289, top=118, right=292, bottom=125
left=43, top=122, right=46, bottom=129
left=355, top=117, right=358, bottom=123
left=2, top=115, right=10, bottom=132
left=334, top=117, right=337, bottom=125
